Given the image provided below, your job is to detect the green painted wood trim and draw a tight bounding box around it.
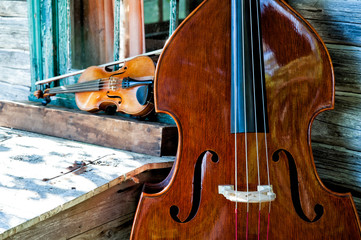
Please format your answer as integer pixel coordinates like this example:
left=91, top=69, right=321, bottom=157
left=57, top=0, right=71, bottom=77
left=41, top=0, right=55, bottom=80
left=169, top=0, right=179, bottom=36
left=27, top=0, right=43, bottom=92
left=56, top=0, right=78, bottom=109
left=52, top=0, right=59, bottom=78
left=114, top=0, right=120, bottom=64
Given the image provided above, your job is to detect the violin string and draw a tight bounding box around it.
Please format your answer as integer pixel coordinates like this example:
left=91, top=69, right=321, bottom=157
left=50, top=78, right=154, bottom=90
left=255, top=0, right=272, bottom=239
left=248, top=1, right=262, bottom=239
left=48, top=78, right=153, bottom=94
left=48, top=78, right=108, bottom=93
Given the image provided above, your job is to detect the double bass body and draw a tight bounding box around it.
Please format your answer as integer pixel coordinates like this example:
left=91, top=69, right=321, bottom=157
left=131, top=0, right=361, bottom=238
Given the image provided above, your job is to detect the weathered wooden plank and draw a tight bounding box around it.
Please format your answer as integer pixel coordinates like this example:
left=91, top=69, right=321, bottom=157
left=312, top=142, right=361, bottom=193
left=287, top=0, right=361, bottom=47
left=288, top=0, right=361, bottom=23
left=312, top=91, right=361, bottom=152
left=0, top=49, right=30, bottom=69
left=0, top=17, right=29, bottom=51
left=0, top=81, right=29, bottom=100
left=0, top=49, right=30, bottom=86
left=0, top=67, right=30, bottom=88
left=312, top=142, right=361, bottom=217
left=0, top=162, right=172, bottom=240
left=0, top=101, right=177, bottom=156
left=69, top=213, right=133, bottom=239
left=327, top=44, right=361, bottom=94
left=0, top=1, right=27, bottom=18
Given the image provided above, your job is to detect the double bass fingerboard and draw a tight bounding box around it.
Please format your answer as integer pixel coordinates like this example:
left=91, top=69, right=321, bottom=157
left=231, top=0, right=268, bottom=133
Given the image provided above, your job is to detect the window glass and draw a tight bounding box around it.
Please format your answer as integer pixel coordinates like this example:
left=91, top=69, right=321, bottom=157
left=144, top=0, right=203, bottom=51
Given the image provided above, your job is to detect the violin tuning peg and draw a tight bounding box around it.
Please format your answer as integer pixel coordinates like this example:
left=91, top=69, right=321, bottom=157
left=33, top=90, right=43, bottom=99
left=41, top=97, right=51, bottom=106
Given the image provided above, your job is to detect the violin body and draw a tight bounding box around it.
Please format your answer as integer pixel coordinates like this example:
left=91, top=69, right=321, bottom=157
left=75, top=56, right=154, bottom=116
left=35, top=56, right=155, bottom=117
left=131, top=0, right=361, bottom=239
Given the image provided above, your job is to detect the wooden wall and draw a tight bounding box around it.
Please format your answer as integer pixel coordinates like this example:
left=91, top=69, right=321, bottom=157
left=0, top=0, right=360, bottom=224
left=287, top=0, right=361, bottom=217
left=0, top=0, right=30, bottom=100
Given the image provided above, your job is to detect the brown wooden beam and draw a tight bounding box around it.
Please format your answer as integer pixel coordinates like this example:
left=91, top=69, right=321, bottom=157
left=0, top=100, right=177, bottom=156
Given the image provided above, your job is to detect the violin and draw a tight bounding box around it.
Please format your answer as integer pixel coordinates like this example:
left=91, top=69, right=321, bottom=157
left=34, top=56, right=155, bottom=117
left=131, top=0, right=361, bottom=239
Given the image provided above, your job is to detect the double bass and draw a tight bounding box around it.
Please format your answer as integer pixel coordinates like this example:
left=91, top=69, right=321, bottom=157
left=131, top=0, right=361, bottom=239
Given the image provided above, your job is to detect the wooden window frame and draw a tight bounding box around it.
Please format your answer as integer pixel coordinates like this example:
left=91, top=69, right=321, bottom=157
left=28, top=0, right=180, bottom=109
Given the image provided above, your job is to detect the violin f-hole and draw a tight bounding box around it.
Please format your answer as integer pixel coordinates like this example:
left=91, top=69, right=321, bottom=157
left=106, top=91, right=122, bottom=102
left=170, top=150, right=219, bottom=223
left=272, top=149, right=324, bottom=222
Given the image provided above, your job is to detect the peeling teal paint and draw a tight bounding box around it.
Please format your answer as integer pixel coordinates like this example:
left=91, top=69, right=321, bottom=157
left=57, top=0, right=71, bottom=77
left=27, top=0, right=181, bottom=117
left=28, top=0, right=43, bottom=92
left=114, top=0, right=120, bottom=67
left=169, top=0, right=179, bottom=36
left=40, top=0, right=55, bottom=80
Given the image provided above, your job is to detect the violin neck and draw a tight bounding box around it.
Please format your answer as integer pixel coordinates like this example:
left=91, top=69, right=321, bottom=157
left=47, top=79, right=101, bottom=94
left=47, top=77, right=154, bottom=95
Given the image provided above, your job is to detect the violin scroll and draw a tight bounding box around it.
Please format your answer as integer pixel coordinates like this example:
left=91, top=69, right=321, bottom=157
left=33, top=90, right=43, bottom=99
left=33, top=88, right=56, bottom=106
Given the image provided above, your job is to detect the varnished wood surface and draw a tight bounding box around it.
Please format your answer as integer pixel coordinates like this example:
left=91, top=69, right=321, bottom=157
left=131, top=0, right=361, bottom=239
left=286, top=0, right=361, bottom=218
left=75, top=56, right=155, bottom=117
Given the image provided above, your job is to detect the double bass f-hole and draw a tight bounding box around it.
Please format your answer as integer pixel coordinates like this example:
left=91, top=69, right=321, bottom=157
left=170, top=151, right=219, bottom=223
left=272, top=149, right=324, bottom=222
left=130, top=0, right=361, bottom=238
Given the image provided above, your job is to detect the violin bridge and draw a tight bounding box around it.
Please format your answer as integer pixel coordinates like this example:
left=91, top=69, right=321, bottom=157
left=218, top=185, right=276, bottom=203
left=109, top=77, right=118, bottom=91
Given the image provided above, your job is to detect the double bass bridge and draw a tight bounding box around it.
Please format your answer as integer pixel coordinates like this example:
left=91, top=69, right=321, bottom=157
left=218, top=185, right=276, bottom=203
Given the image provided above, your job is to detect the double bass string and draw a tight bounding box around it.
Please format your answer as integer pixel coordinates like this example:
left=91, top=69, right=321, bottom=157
left=240, top=0, right=250, bottom=239
left=231, top=0, right=239, bottom=239
left=248, top=0, right=263, bottom=239
left=255, top=0, right=272, bottom=239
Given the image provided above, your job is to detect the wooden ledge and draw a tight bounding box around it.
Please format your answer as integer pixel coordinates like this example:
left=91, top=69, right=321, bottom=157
left=0, top=162, right=173, bottom=240
left=0, top=100, right=178, bottom=156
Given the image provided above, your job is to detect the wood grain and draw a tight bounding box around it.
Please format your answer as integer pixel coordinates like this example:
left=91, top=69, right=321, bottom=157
left=0, top=0, right=30, bottom=90
left=131, top=0, right=361, bottom=238
left=0, top=100, right=177, bottom=156
left=0, top=17, right=29, bottom=51
left=0, top=1, right=27, bottom=18
left=287, top=0, right=361, bottom=222
left=0, top=162, right=172, bottom=240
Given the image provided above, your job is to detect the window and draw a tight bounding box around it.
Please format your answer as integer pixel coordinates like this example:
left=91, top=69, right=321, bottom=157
left=28, top=0, right=202, bottom=110
left=71, top=1, right=115, bottom=69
